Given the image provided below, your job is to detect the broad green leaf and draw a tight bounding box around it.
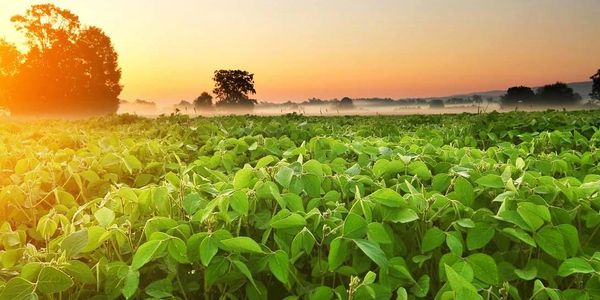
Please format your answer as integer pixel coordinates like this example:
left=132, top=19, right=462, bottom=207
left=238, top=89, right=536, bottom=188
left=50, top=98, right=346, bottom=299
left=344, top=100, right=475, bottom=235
left=0, top=277, right=35, bottom=299
left=467, top=223, right=495, bottom=250
left=466, top=253, right=498, bottom=285
left=200, top=236, right=219, bottom=266
left=534, top=226, right=567, bottom=261
left=275, top=166, right=294, bottom=188
left=503, top=228, right=536, bottom=247
left=475, top=174, right=504, bottom=189
left=353, top=239, right=388, bottom=269
left=268, top=250, right=290, bottom=284
left=219, top=237, right=264, bottom=254
left=370, top=188, right=405, bottom=208
left=122, top=269, right=140, bottom=299
left=61, top=230, right=88, bottom=258
left=408, top=161, right=431, bottom=180
left=422, top=227, right=446, bottom=252
left=168, top=237, right=188, bottom=264
left=145, top=278, right=173, bottom=298
left=343, top=213, right=368, bottom=238
left=302, top=173, right=321, bottom=198
left=367, top=223, right=391, bottom=244
left=517, top=202, right=550, bottom=231
left=271, top=213, right=307, bottom=229
left=234, top=168, right=254, bottom=189
left=37, top=266, right=74, bottom=294
left=94, top=207, right=115, bottom=227
left=444, top=264, right=482, bottom=300
left=131, top=239, right=167, bottom=270
left=64, top=260, right=95, bottom=284
left=328, top=237, right=348, bottom=270
left=229, top=190, right=249, bottom=215
left=232, top=260, right=258, bottom=290
left=557, top=257, right=594, bottom=277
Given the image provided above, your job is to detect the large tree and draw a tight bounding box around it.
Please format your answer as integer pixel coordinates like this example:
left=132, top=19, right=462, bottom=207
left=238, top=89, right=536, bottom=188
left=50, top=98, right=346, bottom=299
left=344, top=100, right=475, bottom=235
left=501, top=86, right=535, bottom=106
left=591, top=69, right=600, bottom=103
left=0, top=39, right=22, bottom=108
left=536, top=82, right=581, bottom=105
left=212, top=70, right=257, bottom=107
left=5, top=4, right=122, bottom=115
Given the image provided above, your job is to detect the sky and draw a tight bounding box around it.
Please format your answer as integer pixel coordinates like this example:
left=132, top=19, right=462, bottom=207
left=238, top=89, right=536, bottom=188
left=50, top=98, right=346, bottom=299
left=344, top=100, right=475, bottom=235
left=1, top=0, right=599, bottom=103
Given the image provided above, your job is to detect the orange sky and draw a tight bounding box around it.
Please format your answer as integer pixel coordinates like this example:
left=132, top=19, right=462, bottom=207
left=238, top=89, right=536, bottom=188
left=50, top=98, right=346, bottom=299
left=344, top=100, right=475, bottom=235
left=1, top=0, right=599, bottom=103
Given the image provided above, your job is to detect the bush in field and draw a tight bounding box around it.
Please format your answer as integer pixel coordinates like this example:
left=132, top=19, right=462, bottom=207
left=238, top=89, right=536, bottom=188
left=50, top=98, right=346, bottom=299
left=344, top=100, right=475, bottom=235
left=591, top=69, right=600, bottom=104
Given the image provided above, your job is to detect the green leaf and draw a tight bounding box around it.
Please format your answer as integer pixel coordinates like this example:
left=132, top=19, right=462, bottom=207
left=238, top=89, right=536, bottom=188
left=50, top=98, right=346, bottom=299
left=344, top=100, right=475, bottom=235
left=219, top=237, right=264, bottom=254
left=145, top=278, right=173, bottom=298
left=37, top=266, right=74, bottom=294
left=270, top=213, right=307, bottom=229
left=370, top=188, right=405, bottom=208
left=503, top=228, right=537, bottom=247
left=131, top=239, right=167, bottom=270
left=517, top=202, right=550, bottom=231
left=446, top=232, right=463, bottom=256
left=168, top=237, right=189, bottom=264
left=475, top=174, right=504, bottom=189
left=408, top=161, right=431, bottom=180
left=534, top=226, right=567, bottom=260
left=200, top=236, right=219, bottom=266
left=0, top=277, right=35, bottom=299
left=444, top=264, right=482, bottom=300
left=268, top=250, right=290, bottom=284
left=343, top=213, right=368, bottom=239
left=367, top=223, right=391, bottom=244
left=410, top=274, right=430, bottom=298
left=422, top=227, right=446, bottom=252
left=454, top=177, right=474, bottom=206
left=557, top=257, right=595, bottom=277
left=64, top=260, right=95, bottom=284
left=353, top=239, right=388, bottom=269
left=122, top=268, right=140, bottom=299
left=94, top=207, right=115, bottom=227
left=301, top=173, right=321, bottom=198
left=466, top=253, right=498, bottom=285
left=234, top=167, right=254, bottom=189
left=467, top=223, right=495, bottom=250
left=275, top=166, right=294, bottom=188
left=61, top=230, right=88, bottom=258
left=328, top=237, right=348, bottom=270
left=232, top=260, right=258, bottom=290
left=514, top=265, right=537, bottom=280
left=229, top=190, right=249, bottom=215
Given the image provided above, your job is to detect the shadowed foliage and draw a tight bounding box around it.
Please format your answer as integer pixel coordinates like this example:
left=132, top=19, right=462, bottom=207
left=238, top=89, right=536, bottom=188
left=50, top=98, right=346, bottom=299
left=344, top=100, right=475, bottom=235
left=1, top=4, right=122, bottom=115
left=501, top=86, right=535, bottom=106
left=213, top=70, right=257, bottom=107
left=536, top=82, right=581, bottom=105
left=591, top=69, right=600, bottom=103
left=194, top=92, right=213, bottom=108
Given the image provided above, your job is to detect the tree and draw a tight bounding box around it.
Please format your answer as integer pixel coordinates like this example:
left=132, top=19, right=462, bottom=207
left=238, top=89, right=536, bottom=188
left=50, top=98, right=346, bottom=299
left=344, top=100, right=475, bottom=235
left=536, top=82, right=581, bottom=105
left=501, top=86, right=535, bottom=106
left=194, top=92, right=213, bottom=108
left=212, top=70, right=257, bottom=107
left=0, top=39, right=22, bottom=108
left=591, top=69, right=600, bottom=103
left=339, top=97, right=354, bottom=109
left=6, top=4, right=122, bottom=115
left=429, top=99, right=445, bottom=108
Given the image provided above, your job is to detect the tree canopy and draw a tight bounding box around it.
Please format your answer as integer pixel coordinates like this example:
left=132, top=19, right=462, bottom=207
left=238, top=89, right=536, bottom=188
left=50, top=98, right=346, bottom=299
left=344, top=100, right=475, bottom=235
left=591, top=69, right=600, bottom=103
left=194, top=92, right=213, bottom=108
left=536, top=82, right=581, bottom=105
left=0, top=4, right=122, bottom=115
left=212, top=70, right=257, bottom=107
left=501, top=86, right=535, bottom=106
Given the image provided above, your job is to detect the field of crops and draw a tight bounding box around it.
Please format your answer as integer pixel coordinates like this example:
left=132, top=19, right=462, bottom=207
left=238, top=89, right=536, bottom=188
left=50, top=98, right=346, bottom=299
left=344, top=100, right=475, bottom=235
left=1, top=111, right=600, bottom=299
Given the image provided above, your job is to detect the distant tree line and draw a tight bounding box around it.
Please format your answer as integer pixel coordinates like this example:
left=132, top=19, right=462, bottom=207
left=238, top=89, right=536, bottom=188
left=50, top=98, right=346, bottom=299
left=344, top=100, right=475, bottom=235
left=501, top=82, right=583, bottom=107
